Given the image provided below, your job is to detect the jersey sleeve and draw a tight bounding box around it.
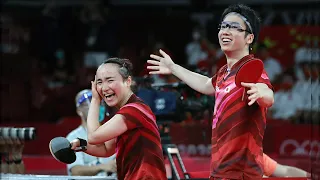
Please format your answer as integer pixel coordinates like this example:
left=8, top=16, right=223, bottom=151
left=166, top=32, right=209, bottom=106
left=258, top=69, right=274, bottom=91
left=211, top=74, right=217, bottom=88
left=263, top=153, right=278, bottom=177
left=117, top=103, right=156, bottom=130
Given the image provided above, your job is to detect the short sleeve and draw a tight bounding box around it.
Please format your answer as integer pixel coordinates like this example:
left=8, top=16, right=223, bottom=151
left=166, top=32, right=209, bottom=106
left=258, top=69, right=274, bottom=91
left=117, top=103, right=155, bottom=130
left=263, top=153, right=278, bottom=176
left=211, top=74, right=217, bottom=88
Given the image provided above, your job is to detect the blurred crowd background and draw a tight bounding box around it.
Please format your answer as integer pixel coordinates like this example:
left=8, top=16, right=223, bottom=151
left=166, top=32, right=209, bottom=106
left=0, top=0, right=319, bottom=176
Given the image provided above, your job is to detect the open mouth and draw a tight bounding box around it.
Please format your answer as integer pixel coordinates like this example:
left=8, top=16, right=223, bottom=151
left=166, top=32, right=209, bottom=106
left=221, top=38, right=232, bottom=44
left=105, top=93, right=115, bottom=100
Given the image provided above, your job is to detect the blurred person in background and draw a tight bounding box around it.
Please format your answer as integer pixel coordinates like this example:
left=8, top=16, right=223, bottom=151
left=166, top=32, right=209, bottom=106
left=291, top=62, right=319, bottom=123
left=185, top=27, right=208, bottom=67
left=269, top=72, right=304, bottom=122
left=66, top=89, right=117, bottom=177
left=310, top=63, right=320, bottom=123
left=256, top=43, right=283, bottom=83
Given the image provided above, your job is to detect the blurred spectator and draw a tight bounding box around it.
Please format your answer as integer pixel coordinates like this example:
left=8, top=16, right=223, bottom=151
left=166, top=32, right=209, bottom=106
left=66, top=89, right=116, bottom=177
left=75, top=66, right=96, bottom=90
left=305, top=63, right=319, bottom=111
left=310, top=63, right=319, bottom=104
left=195, top=36, right=220, bottom=76
left=185, top=27, right=208, bottom=66
left=256, top=43, right=283, bottom=83
left=292, top=63, right=311, bottom=99
left=48, top=48, right=70, bottom=89
left=138, top=32, right=157, bottom=63
left=140, top=40, right=173, bottom=84
left=154, top=42, right=178, bottom=84
left=310, top=63, right=320, bottom=124
left=80, top=0, right=106, bottom=49
left=269, top=72, right=304, bottom=122
left=292, top=63, right=320, bottom=123
left=84, top=52, right=109, bottom=68
left=1, top=14, right=29, bottom=54
left=292, top=36, right=320, bottom=123
left=30, top=58, right=50, bottom=109
left=137, top=32, right=158, bottom=77
left=33, top=0, right=63, bottom=74
left=294, top=37, right=320, bottom=80
left=80, top=0, right=109, bottom=68
left=80, top=0, right=118, bottom=62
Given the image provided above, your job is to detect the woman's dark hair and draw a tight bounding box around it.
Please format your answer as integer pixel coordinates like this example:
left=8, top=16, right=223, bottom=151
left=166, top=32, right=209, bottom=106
left=102, top=58, right=133, bottom=80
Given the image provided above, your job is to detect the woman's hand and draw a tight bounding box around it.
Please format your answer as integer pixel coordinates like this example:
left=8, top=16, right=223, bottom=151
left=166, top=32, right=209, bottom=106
left=91, top=76, right=102, bottom=101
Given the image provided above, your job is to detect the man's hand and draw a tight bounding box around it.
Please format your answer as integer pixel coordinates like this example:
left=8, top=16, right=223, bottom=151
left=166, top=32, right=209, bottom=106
left=147, top=49, right=175, bottom=75
left=241, top=82, right=266, bottom=106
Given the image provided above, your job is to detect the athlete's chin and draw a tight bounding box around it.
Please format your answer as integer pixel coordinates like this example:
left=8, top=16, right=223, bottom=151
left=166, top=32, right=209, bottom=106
left=221, top=46, right=233, bottom=52
left=105, top=99, right=118, bottom=107
left=220, top=45, right=232, bottom=52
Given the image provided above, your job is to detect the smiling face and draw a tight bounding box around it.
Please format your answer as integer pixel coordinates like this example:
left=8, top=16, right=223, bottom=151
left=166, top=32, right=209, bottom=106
left=218, top=14, right=254, bottom=53
left=96, top=63, right=132, bottom=108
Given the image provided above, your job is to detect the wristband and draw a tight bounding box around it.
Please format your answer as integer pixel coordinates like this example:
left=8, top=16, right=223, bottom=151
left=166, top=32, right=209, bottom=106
left=75, top=138, right=87, bottom=152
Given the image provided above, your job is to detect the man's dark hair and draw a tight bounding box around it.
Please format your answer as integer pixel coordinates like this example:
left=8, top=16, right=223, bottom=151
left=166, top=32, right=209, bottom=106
left=102, top=58, right=133, bottom=80
left=221, top=4, right=261, bottom=50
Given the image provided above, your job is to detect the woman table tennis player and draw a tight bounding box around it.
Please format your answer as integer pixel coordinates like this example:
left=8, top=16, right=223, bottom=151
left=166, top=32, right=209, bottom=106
left=147, top=4, right=274, bottom=180
left=70, top=58, right=167, bottom=180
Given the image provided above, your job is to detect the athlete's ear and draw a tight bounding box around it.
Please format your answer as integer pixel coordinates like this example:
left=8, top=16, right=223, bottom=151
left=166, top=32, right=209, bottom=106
left=247, top=34, right=254, bottom=45
left=125, top=76, right=132, bottom=87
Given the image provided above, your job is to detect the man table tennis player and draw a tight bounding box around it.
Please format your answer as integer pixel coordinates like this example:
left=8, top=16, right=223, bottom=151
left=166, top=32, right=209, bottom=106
left=147, top=4, right=274, bottom=179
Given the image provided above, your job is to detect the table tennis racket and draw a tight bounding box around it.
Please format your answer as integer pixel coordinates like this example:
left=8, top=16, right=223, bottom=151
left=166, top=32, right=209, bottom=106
left=49, top=137, right=85, bottom=164
left=235, top=59, right=264, bottom=100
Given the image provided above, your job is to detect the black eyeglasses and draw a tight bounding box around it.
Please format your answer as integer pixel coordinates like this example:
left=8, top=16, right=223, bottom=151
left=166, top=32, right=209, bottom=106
left=218, top=22, right=252, bottom=34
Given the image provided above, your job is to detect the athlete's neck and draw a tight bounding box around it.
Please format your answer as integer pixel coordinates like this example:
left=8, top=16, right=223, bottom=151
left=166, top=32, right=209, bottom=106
left=117, top=91, right=133, bottom=109
left=224, top=49, right=250, bottom=69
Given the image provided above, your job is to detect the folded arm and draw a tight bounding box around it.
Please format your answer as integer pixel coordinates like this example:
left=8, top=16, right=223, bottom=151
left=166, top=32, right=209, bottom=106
left=86, top=98, right=127, bottom=156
